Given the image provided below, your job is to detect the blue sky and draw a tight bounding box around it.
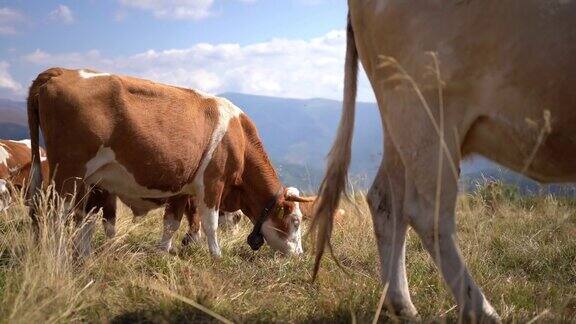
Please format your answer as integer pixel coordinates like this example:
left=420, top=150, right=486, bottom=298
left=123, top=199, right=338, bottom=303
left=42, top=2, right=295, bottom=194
left=0, top=0, right=375, bottom=101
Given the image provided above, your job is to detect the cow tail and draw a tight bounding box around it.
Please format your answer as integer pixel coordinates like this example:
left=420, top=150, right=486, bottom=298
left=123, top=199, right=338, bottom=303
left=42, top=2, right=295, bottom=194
left=25, top=83, right=43, bottom=207
left=311, top=13, right=358, bottom=280
left=26, top=68, right=60, bottom=207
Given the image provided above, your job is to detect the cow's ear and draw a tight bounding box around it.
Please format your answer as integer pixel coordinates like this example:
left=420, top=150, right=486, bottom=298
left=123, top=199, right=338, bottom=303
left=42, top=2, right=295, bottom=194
left=285, top=195, right=315, bottom=203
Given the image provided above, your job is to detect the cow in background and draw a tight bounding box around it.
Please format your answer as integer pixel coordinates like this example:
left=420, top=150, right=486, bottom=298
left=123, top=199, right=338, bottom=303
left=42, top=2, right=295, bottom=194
left=0, top=139, right=47, bottom=211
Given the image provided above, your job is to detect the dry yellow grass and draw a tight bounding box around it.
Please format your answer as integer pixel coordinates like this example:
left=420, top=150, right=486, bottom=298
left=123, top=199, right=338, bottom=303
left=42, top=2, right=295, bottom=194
left=0, top=182, right=575, bottom=323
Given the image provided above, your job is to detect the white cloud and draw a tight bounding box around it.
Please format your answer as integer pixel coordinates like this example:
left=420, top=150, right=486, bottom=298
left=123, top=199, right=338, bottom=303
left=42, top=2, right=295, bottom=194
left=0, top=61, right=22, bottom=93
left=0, top=7, right=25, bottom=35
left=22, top=30, right=374, bottom=101
left=117, top=0, right=262, bottom=20
left=48, top=5, right=75, bottom=24
left=118, top=0, right=215, bottom=20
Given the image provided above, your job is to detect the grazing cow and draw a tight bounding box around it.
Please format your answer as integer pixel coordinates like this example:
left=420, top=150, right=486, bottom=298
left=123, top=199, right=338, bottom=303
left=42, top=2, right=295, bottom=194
left=27, top=67, right=313, bottom=258
left=0, top=139, right=47, bottom=210
left=0, top=139, right=47, bottom=186
left=313, top=2, right=576, bottom=322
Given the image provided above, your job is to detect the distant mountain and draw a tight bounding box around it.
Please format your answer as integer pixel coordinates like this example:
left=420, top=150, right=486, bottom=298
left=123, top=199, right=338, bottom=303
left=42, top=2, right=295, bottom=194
left=220, top=92, right=382, bottom=190
left=460, top=167, right=576, bottom=196
left=1, top=93, right=575, bottom=193
left=0, top=99, right=29, bottom=141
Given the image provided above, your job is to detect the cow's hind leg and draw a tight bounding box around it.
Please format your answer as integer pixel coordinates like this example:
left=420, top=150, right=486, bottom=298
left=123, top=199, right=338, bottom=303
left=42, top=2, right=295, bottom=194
left=182, top=197, right=202, bottom=246
left=367, top=137, right=418, bottom=319
left=50, top=169, right=96, bottom=258
left=101, top=193, right=117, bottom=239
left=406, top=173, right=499, bottom=322
left=86, top=188, right=117, bottom=239
left=159, top=196, right=186, bottom=252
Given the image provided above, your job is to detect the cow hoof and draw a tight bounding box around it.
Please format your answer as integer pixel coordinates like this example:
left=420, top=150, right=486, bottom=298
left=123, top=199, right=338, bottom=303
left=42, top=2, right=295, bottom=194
left=462, top=310, right=501, bottom=324
left=383, top=296, right=419, bottom=321
left=181, top=232, right=201, bottom=246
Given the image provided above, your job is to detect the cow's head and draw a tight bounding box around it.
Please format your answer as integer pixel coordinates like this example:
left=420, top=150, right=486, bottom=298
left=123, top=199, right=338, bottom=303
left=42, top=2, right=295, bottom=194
left=0, top=179, right=11, bottom=212
left=247, top=187, right=313, bottom=255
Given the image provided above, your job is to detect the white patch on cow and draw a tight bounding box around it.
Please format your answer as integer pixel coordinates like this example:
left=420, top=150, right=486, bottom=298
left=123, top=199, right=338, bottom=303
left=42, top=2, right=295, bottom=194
left=192, top=98, right=242, bottom=190
left=200, top=204, right=221, bottom=257
left=261, top=186, right=305, bottom=255
left=0, top=179, right=10, bottom=212
left=285, top=186, right=304, bottom=254
left=0, top=144, right=10, bottom=167
left=190, top=98, right=242, bottom=200
left=9, top=139, right=32, bottom=149
left=261, top=218, right=302, bottom=255
left=85, top=146, right=175, bottom=213
left=79, top=69, right=110, bottom=79
left=285, top=187, right=300, bottom=198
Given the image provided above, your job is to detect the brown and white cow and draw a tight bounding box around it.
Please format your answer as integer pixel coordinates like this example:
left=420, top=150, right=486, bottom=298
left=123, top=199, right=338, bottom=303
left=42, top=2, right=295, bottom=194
left=27, top=67, right=313, bottom=258
left=0, top=139, right=47, bottom=210
left=313, top=2, right=576, bottom=322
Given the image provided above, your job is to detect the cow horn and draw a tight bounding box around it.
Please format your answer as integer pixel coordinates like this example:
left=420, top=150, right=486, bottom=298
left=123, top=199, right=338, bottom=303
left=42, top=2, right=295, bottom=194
left=285, top=195, right=315, bottom=203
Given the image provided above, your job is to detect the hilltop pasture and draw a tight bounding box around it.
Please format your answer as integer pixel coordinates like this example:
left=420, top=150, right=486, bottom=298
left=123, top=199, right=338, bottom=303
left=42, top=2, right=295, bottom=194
left=0, top=183, right=574, bottom=323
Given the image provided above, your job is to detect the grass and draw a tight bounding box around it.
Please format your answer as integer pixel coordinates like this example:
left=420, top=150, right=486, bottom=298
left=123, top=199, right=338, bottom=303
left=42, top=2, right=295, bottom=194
left=0, top=182, right=575, bottom=323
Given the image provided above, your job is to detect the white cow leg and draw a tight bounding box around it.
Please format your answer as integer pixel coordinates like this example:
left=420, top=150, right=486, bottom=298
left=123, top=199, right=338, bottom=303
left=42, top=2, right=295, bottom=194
left=407, top=181, right=500, bottom=323
left=158, top=201, right=184, bottom=252
left=200, top=204, right=221, bottom=257
left=74, top=210, right=96, bottom=259
left=0, top=179, right=11, bottom=212
left=367, top=156, right=418, bottom=319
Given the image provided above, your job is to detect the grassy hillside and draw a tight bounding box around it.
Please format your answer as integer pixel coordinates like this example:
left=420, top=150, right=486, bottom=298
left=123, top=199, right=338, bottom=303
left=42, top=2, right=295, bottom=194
left=0, top=183, right=574, bottom=323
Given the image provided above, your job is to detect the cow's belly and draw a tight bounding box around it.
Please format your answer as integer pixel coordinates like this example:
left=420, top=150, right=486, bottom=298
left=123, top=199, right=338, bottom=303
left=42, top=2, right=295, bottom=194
left=116, top=195, right=161, bottom=217
left=465, top=116, right=576, bottom=183
left=84, top=146, right=198, bottom=210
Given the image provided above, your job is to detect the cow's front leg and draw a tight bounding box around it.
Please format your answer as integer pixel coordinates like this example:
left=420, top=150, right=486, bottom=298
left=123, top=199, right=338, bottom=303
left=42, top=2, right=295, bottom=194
left=159, top=197, right=185, bottom=252
left=199, top=203, right=221, bottom=257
